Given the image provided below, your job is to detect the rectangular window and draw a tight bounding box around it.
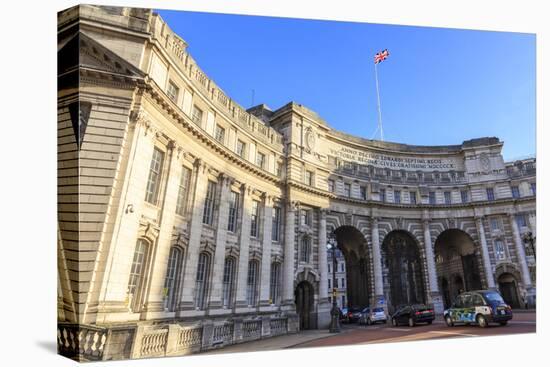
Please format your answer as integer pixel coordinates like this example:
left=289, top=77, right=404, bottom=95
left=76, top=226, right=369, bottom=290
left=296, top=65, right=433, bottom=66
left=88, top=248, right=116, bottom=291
left=127, top=239, right=149, bottom=312
left=490, top=217, right=502, bottom=231
left=328, top=179, right=335, bottom=193
left=272, top=206, right=281, bottom=241
left=163, top=246, right=182, bottom=311
left=380, top=188, right=386, bottom=202
left=360, top=186, right=367, bottom=200
left=236, top=139, right=246, bottom=158
left=511, top=186, right=520, bottom=199
left=166, top=80, right=179, bottom=102
left=222, top=257, right=235, bottom=308
left=215, top=125, right=225, bottom=143
left=410, top=191, right=417, bottom=204
left=486, top=187, right=495, bottom=201
left=202, top=181, right=217, bottom=225
left=344, top=183, right=351, bottom=197
left=444, top=191, right=452, bottom=205
left=394, top=190, right=401, bottom=204
left=531, top=182, right=536, bottom=195
left=192, top=105, right=203, bottom=125
left=516, top=214, right=527, bottom=228
left=175, top=167, right=191, bottom=216
left=256, top=152, right=266, bottom=169
left=227, top=191, right=240, bottom=232
left=301, top=209, right=312, bottom=226
left=250, top=200, right=260, bottom=237
left=276, top=163, right=283, bottom=177
left=269, top=263, right=281, bottom=305
left=145, top=148, right=164, bottom=205
left=495, top=240, right=506, bottom=260
left=305, top=170, right=314, bottom=186
left=246, top=261, right=259, bottom=306
left=341, top=263, right=345, bottom=272
left=342, top=295, right=345, bottom=307
left=429, top=191, right=436, bottom=205
left=341, top=278, right=345, bottom=288
left=461, top=190, right=469, bottom=203
left=194, top=253, right=210, bottom=310
left=328, top=278, right=331, bottom=289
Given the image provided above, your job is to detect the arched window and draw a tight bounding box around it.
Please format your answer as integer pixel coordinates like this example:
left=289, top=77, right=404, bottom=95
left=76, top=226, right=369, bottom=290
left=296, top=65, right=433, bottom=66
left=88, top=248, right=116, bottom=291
left=127, top=239, right=150, bottom=312
left=163, top=246, right=184, bottom=311
left=270, top=262, right=281, bottom=305
left=194, top=252, right=211, bottom=310
left=246, top=260, right=259, bottom=306
left=300, top=236, right=311, bottom=263
left=222, top=257, right=236, bottom=308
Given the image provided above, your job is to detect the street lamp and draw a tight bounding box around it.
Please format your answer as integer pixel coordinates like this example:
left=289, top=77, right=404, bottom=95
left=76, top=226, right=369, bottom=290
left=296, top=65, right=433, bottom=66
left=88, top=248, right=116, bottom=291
left=523, top=231, right=536, bottom=261
left=327, top=232, right=341, bottom=333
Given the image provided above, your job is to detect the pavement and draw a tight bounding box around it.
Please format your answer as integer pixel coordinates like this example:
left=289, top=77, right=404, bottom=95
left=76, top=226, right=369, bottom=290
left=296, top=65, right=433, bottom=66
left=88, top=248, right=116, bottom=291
left=202, top=311, right=536, bottom=355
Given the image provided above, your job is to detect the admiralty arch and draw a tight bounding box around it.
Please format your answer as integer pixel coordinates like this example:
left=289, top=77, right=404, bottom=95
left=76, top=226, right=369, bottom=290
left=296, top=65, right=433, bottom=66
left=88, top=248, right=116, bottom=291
left=57, top=5, right=536, bottom=361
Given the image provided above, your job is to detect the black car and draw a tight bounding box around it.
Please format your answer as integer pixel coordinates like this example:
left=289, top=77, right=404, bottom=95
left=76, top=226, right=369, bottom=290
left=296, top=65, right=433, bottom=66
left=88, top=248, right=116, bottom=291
left=343, top=306, right=363, bottom=323
left=391, top=304, right=435, bottom=327
left=444, top=290, right=513, bottom=328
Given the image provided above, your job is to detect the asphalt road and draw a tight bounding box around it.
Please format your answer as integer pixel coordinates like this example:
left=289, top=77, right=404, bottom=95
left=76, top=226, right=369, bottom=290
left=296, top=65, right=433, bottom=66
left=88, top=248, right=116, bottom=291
left=292, top=312, right=536, bottom=348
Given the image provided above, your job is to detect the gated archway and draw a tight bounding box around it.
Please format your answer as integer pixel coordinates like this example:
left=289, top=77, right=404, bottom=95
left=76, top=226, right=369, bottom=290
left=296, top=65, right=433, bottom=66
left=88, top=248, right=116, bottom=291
left=295, top=281, right=314, bottom=330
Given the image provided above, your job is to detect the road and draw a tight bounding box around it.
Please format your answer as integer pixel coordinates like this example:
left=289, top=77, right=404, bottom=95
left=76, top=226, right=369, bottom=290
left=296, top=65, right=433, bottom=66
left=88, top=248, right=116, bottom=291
left=292, top=312, right=536, bottom=348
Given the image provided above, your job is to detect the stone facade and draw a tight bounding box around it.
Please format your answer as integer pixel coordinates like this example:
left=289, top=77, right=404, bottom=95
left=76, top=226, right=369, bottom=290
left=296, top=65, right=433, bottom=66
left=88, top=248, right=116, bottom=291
left=57, top=5, right=536, bottom=361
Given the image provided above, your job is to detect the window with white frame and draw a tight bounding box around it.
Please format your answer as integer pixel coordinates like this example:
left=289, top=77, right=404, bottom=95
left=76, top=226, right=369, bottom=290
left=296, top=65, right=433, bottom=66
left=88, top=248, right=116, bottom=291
left=236, top=139, right=246, bottom=158
left=192, top=105, right=203, bottom=125
left=194, top=252, right=211, bottom=310
left=272, top=206, right=281, bottom=241
left=269, top=262, right=281, bottom=305
left=246, top=260, right=259, bottom=306
left=227, top=191, right=239, bottom=232
left=300, top=236, right=311, bottom=263
left=222, top=257, right=235, bottom=308
left=202, top=181, right=217, bottom=225
left=127, top=239, right=149, bottom=312
left=494, top=240, right=506, bottom=261
left=256, top=152, right=266, bottom=169
left=250, top=200, right=260, bottom=237
left=175, top=166, right=191, bottom=216
left=163, top=246, right=183, bottom=311
left=511, top=185, right=520, bottom=199
left=145, top=148, right=165, bottom=205
left=214, top=125, right=225, bottom=143
left=166, top=80, right=179, bottom=102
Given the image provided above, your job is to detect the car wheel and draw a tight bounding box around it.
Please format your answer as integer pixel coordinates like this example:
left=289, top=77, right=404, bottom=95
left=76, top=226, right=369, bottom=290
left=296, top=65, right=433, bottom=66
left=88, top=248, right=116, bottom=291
left=408, top=317, right=415, bottom=327
left=392, top=318, right=398, bottom=327
left=445, top=315, right=454, bottom=327
left=367, top=318, right=372, bottom=326
left=477, top=314, right=488, bottom=328
left=499, top=321, right=508, bottom=326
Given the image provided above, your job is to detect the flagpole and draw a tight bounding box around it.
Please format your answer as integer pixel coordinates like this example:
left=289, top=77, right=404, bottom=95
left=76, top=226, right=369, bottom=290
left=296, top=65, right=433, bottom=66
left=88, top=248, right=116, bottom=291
left=374, top=60, right=384, bottom=141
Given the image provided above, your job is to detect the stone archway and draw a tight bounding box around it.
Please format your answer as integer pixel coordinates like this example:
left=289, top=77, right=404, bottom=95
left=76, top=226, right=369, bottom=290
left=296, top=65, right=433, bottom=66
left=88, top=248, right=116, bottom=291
left=434, top=229, right=482, bottom=300
left=495, top=263, right=523, bottom=309
left=295, top=281, right=315, bottom=330
left=381, top=230, right=426, bottom=310
left=333, top=225, right=372, bottom=309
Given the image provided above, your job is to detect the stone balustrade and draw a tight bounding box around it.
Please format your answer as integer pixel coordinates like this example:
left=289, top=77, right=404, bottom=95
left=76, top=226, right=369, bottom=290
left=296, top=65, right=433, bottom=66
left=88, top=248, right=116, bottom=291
left=57, top=323, right=108, bottom=362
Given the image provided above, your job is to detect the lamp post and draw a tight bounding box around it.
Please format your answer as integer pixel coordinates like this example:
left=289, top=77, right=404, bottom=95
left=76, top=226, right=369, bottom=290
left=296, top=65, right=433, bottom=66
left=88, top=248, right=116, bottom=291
left=522, top=231, right=536, bottom=261
left=327, top=232, right=341, bottom=333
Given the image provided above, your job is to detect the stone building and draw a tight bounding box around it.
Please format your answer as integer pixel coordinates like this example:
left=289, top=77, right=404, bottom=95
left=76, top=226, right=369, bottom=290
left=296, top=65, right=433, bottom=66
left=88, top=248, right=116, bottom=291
left=57, top=5, right=536, bottom=361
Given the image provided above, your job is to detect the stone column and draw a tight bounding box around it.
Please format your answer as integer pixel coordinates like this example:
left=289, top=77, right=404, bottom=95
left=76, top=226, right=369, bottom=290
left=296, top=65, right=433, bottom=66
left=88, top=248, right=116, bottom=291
left=207, top=174, right=232, bottom=310
left=508, top=213, right=532, bottom=288
left=282, top=201, right=297, bottom=307
left=475, top=216, right=496, bottom=289
left=318, top=209, right=329, bottom=301
left=371, top=217, right=384, bottom=303
left=142, top=141, right=182, bottom=316
left=235, top=184, right=253, bottom=310
left=178, top=159, right=209, bottom=312
left=422, top=218, right=443, bottom=313
left=528, top=211, right=536, bottom=237
left=259, top=194, right=274, bottom=307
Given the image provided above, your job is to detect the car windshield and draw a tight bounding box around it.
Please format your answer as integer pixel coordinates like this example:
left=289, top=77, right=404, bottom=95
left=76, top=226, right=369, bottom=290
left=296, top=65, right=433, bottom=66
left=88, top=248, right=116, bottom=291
left=373, top=308, right=384, bottom=312
left=411, top=304, right=428, bottom=311
left=484, top=292, right=505, bottom=303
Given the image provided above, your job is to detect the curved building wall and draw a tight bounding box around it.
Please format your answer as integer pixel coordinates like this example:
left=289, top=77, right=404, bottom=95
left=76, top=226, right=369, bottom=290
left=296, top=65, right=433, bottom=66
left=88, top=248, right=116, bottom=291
left=57, top=5, right=536, bottom=360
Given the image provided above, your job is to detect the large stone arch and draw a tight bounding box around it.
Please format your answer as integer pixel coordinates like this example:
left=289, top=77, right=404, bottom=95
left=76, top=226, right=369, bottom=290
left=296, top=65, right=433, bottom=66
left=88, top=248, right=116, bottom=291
left=381, top=229, right=427, bottom=311
left=434, top=228, right=483, bottom=307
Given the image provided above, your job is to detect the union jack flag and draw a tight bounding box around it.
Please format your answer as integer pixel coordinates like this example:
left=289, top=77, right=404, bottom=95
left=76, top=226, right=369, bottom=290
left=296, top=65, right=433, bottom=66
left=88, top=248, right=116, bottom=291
left=374, top=49, right=390, bottom=64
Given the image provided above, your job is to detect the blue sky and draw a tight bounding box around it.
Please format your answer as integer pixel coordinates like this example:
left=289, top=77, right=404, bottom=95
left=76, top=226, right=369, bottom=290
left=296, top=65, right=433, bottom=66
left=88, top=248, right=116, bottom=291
left=156, top=9, right=536, bottom=160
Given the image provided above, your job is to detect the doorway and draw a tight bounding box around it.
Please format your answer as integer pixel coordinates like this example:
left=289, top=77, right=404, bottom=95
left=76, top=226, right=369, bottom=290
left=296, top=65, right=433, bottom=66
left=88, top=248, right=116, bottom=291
left=295, top=281, right=314, bottom=330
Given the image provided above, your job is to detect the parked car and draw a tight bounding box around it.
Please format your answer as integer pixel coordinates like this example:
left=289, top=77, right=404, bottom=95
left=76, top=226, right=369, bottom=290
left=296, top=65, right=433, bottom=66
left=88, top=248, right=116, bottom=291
left=444, top=290, right=513, bottom=328
left=343, top=306, right=363, bottom=323
left=391, top=304, right=435, bottom=327
left=359, top=307, right=387, bottom=325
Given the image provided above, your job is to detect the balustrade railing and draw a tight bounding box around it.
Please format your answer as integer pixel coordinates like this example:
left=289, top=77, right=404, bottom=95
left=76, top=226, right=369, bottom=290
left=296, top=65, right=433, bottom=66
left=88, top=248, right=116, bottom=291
left=140, top=327, right=169, bottom=357
left=57, top=323, right=108, bottom=361
left=269, top=318, right=287, bottom=336
left=242, top=319, right=262, bottom=341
